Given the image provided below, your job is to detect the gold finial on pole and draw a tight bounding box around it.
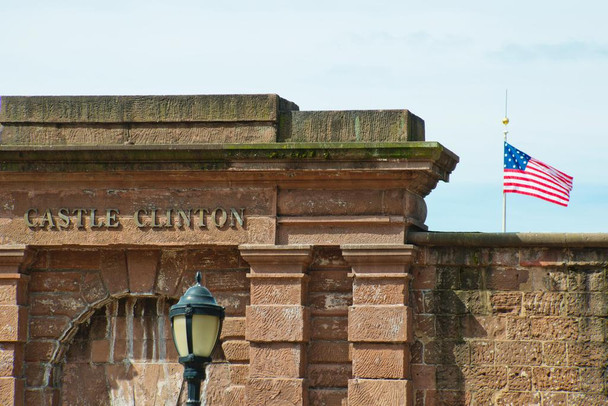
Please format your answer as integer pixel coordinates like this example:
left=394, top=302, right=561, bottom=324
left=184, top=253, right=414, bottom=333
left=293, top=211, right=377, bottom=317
left=503, top=90, right=509, bottom=141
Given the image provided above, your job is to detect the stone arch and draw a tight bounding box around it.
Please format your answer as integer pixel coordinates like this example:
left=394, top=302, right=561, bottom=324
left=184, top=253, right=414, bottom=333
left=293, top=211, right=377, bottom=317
left=24, top=247, right=242, bottom=405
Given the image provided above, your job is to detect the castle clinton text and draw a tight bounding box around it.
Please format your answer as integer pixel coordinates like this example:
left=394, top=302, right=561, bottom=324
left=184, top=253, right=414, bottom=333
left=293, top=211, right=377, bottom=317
left=24, top=207, right=246, bottom=230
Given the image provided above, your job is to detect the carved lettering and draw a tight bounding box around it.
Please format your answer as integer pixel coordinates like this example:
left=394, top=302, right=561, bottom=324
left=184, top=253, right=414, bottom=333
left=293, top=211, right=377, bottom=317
left=57, top=208, right=70, bottom=229
left=24, top=207, right=246, bottom=231
left=25, top=209, right=38, bottom=228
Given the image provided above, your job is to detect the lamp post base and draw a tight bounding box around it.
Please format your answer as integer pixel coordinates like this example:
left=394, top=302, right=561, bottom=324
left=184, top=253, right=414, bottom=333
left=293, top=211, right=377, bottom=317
left=180, top=355, right=210, bottom=406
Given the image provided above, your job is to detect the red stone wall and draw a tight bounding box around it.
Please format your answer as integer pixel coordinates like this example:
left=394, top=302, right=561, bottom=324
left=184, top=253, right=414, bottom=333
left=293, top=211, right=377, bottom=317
left=411, top=246, right=608, bottom=405
left=22, top=247, right=248, bottom=405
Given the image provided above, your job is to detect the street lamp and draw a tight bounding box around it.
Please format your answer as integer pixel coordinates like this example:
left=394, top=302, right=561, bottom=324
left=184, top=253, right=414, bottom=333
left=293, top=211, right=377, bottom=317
left=170, top=272, right=225, bottom=406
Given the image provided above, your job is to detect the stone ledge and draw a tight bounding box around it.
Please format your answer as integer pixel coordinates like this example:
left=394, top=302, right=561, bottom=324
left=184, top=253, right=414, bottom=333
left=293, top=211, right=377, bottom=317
left=0, top=95, right=297, bottom=123
left=408, top=231, right=608, bottom=247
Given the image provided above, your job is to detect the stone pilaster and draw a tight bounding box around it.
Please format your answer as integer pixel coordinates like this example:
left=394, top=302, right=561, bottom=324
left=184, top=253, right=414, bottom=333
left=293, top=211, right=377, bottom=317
left=240, top=245, right=312, bottom=406
left=341, top=245, right=416, bottom=406
left=0, top=246, right=29, bottom=406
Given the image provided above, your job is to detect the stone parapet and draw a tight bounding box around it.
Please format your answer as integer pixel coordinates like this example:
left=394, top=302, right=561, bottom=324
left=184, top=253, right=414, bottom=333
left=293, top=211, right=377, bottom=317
left=0, top=95, right=428, bottom=146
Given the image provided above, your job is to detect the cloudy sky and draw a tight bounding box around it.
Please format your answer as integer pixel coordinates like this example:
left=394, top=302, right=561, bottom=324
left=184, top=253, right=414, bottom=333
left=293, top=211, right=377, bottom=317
left=2, top=1, right=606, bottom=232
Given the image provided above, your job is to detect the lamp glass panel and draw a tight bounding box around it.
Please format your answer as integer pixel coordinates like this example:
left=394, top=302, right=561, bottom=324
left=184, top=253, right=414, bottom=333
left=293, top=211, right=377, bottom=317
left=172, top=315, right=189, bottom=357
left=192, top=314, right=220, bottom=357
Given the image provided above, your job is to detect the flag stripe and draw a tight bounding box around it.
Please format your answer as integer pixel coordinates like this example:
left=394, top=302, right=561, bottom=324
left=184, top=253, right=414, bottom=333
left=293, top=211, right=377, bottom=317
left=504, top=189, right=569, bottom=207
left=530, top=159, right=573, bottom=183
left=504, top=171, right=570, bottom=196
left=504, top=177, right=568, bottom=199
left=503, top=142, right=573, bottom=207
left=528, top=160, right=573, bottom=189
left=504, top=181, right=570, bottom=202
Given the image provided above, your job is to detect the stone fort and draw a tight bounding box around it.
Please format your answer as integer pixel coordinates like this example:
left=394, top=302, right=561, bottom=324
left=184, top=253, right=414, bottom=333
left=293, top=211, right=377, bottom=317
left=0, top=95, right=606, bottom=405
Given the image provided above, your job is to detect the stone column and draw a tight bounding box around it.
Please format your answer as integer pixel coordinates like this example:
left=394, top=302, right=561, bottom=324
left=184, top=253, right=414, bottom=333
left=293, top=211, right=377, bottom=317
left=0, top=246, right=29, bottom=406
left=240, top=245, right=312, bottom=406
left=342, top=245, right=416, bottom=406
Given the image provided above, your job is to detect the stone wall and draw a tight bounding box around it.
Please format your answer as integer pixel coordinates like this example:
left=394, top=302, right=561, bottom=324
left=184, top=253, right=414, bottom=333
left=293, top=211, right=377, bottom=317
left=411, top=242, right=608, bottom=405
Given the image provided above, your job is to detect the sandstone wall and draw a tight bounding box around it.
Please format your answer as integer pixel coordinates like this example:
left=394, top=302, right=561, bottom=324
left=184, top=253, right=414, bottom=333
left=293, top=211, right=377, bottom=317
left=411, top=244, right=608, bottom=405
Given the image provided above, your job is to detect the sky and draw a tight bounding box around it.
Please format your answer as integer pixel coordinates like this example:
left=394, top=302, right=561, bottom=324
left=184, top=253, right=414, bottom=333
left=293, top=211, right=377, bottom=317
left=1, top=1, right=606, bottom=232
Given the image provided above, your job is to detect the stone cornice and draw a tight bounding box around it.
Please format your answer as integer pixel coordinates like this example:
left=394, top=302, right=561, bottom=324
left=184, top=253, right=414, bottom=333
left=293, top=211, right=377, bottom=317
left=0, top=142, right=458, bottom=184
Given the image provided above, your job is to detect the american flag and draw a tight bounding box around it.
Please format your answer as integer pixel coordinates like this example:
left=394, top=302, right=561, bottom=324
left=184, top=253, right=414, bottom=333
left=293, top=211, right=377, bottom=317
left=503, top=142, right=573, bottom=207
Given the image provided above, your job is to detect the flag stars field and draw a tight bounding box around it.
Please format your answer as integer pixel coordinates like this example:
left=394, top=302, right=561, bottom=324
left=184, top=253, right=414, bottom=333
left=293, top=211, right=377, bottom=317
left=503, top=142, right=573, bottom=207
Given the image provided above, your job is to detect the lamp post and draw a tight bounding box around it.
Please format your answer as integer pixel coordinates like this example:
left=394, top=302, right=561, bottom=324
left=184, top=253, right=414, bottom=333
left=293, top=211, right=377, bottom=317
left=170, top=272, right=225, bottom=406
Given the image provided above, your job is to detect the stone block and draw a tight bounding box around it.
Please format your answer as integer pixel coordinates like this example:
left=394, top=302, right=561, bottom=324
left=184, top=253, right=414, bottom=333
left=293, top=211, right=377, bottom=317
left=47, top=249, right=100, bottom=270
left=353, top=278, right=407, bottom=305
left=411, top=364, right=436, bottom=390
left=309, top=292, right=352, bottom=316
left=246, top=305, right=309, bottom=342
left=81, top=272, right=108, bottom=304
left=246, top=378, right=307, bottom=406
left=532, top=367, right=579, bottom=391
left=229, top=364, right=249, bottom=385
left=490, top=291, right=522, bottom=314
left=0, top=377, right=24, bottom=406
left=214, top=292, right=249, bottom=316
left=126, top=250, right=160, bottom=293
left=29, top=293, right=87, bottom=318
left=308, top=341, right=350, bottom=364
left=495, top=341, right=542, bottom=366
left=0, top=95, right=294, bottom=124
left=221, top=340, right=249, bottom=362
left=25, top=341, right=56, bottom=362
left=99, top=250, right=129, bottom=295
left=470, top=341, right=495, bottom=364
left=28, top=316, right=70, bottom=339
left=309, top=388, right=347, bottom=406
left=278, top=110, right=424, bottom=143
left=311, top=316, right=348, bottom=340
left=309, top=269, right=352, bottom=293
left=0, top=306, right=27, bottom=342
left=0, top=278, right=27, bottom=306
left=411, top=266, right=436, bottom=290
left=0, top=343, right=23, bottom=377
left=250, top=277, right=307, bottom=305
left=348, top=305, right=411, bottom=343
left=507, top=366, right=532, bottom=391
left=221, top=317, right=246, bottom=339
left=250, top=343, right=305, bottom=378
left=224, top=385, right=245, bottom=404
left=460, top=366, right=507, bottom=390
left=29, top=271, right=80, bottom=293
left=351, top=343, right=409, bottom=379
left=348, top=378, right=412, bottom=406
left=155, top=250, right=186, bottom=297
left=543, top=342, right=567, bottom=366
left=307, top=363, right=350, bottom=388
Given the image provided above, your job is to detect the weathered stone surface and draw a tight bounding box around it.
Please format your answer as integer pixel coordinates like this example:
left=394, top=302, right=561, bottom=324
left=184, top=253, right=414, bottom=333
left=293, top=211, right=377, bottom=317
left=278, top=110, right=425, bottom=142
left=250, top=278, right=307, bottom=305
left=349, top=305, right=411, bottom=343
left=126, top=250, right=159, bottom=293
left=249, top=343, right=305, bottom=378
left=0, top=94, right=296, bottom=124
left=351, top=343, right=409, bottom=379
left=0, top=306, right=28, bottom=341
left=246, top=378, right=307, bottom=406
left=348, top=378, right=411, bottom=406
left=246, top=305, right=309, bottom=342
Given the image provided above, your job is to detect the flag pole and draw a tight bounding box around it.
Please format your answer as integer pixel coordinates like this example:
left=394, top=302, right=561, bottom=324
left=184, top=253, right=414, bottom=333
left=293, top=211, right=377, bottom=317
left=502, top=90, right=509, bottom=233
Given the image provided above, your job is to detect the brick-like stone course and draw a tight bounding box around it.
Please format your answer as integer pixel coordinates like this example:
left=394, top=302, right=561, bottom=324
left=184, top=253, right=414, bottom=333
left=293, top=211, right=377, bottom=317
left=412, top=246, right=608, bottom=405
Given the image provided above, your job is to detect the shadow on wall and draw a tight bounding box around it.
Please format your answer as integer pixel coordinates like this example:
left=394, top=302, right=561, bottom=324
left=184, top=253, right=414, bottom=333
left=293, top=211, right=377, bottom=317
left=57, top=297, right=189, bottom=405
